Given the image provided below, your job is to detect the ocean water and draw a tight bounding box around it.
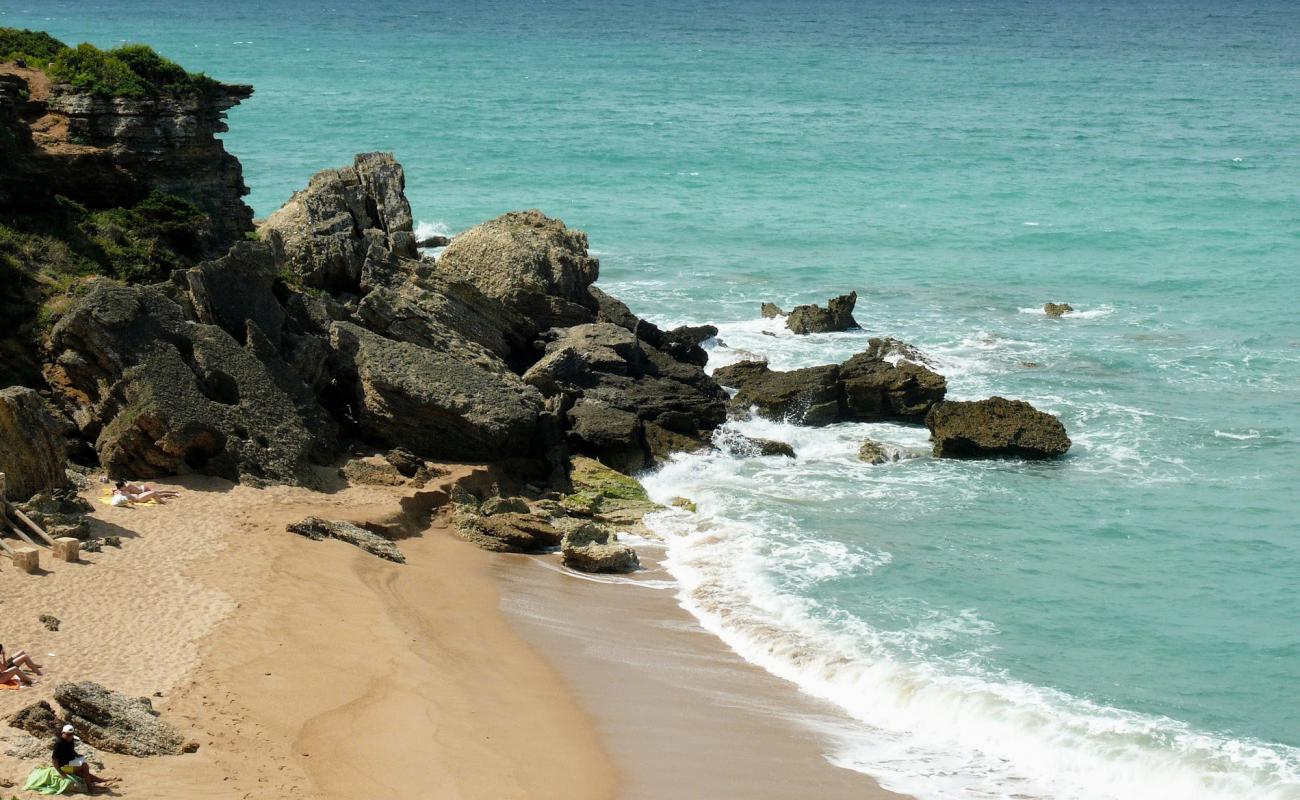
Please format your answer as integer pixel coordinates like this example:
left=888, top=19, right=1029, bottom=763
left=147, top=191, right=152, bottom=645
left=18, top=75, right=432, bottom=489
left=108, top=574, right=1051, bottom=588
left=7, top=1, right=1299, bottom=797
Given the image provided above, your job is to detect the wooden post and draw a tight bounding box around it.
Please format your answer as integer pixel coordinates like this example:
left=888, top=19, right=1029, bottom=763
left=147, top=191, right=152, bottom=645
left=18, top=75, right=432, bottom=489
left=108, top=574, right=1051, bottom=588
left=53, top=537, right=80, bottom=563
left=12, top=545, right=39, bottom=573
left=0, top=471, right=6, bottom=506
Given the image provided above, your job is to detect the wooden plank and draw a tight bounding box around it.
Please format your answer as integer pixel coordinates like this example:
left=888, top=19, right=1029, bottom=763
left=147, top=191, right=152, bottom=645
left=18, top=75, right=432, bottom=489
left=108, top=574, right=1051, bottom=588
left=0, top=535, right=16, bottom=558
left=2, top=514, right=44, bottom=549
left=11, top=508, right=57, bottom=547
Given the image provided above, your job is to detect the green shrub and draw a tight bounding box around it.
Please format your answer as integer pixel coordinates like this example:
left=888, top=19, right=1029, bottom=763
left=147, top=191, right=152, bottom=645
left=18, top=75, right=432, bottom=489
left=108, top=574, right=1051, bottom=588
left=83, top=191, right=208, bottom=282
left=0, top=27, right=68, bottom=66
left=47, top=41, right=219, bottom=98
left=49, top=43, right=148, bottom=97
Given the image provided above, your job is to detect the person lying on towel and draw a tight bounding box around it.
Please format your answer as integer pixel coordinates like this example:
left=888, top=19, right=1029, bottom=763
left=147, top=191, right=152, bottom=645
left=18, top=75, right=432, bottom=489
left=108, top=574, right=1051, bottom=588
left=0, top=643, right=41, bottom=685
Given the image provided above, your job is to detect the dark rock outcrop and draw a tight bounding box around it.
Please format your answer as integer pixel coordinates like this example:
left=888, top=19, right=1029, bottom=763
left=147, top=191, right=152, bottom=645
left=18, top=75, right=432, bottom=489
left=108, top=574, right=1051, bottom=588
left=925, top=397, right=1071, bottom=459
left=1044, top=302, right=1073, bottom=318
left=0, top=386, right=69, bottom=502
left=286, top=516, right=405, bottom=563
left=725, top=349, right=946, bottom=426
left=863, top=336, right=934, bottom=367
left=760, top=302, right=785, bottom=318
left=522, top=323, right=727, bottom=470
left=53, top=682, right=188, bottom=757
left=7, top=700, right=61, bottom=739
left=261, top=152, right=416, bottom=292
left=416, top=234, right=450, bottom=248
left=786, top=291, right=859, bottom=334
left=15, top=491, right=92, bottom=540
left=437, top=209, right=600, bottom=330
left=328, top=322, right=542, bottom=462
left=660, top=324, right=717, bottom=367
left=45, top=282, right=334, bottom=484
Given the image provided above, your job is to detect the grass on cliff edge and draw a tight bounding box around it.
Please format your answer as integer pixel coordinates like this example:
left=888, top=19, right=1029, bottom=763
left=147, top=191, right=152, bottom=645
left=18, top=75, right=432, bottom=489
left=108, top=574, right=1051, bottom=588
left=1, top=28, right=221, bottom=98
left=1, top=191, right=209, bottom=336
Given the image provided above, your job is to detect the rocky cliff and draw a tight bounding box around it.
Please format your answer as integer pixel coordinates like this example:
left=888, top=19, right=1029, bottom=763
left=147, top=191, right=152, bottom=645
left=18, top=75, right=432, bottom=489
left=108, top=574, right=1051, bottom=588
left=0, top=61, right=253, bottom=253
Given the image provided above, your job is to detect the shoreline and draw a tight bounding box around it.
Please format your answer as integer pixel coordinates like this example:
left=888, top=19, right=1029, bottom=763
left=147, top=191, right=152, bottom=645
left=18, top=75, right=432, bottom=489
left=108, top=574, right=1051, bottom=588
left=492, top=542, right=911, bottom=800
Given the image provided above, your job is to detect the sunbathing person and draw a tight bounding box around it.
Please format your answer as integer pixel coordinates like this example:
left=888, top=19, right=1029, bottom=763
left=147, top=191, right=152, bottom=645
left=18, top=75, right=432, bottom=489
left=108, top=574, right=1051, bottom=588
left=118, top=480, right=179, bottom=498
left=0, top=644, right=42, bottom=684
left=53, top=725, right=116, bottom=793
left=111, top=483, right=167, bottom=506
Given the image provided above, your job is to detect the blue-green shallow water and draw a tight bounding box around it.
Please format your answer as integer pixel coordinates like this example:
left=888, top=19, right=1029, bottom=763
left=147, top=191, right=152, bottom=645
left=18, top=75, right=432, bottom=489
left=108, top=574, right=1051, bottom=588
left=7, top=1, right=1298, bottom=797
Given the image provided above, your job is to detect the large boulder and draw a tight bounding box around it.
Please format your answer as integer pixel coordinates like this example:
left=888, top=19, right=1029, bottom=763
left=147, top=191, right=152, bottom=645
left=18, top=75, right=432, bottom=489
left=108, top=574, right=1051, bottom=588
left=925, top=397, right=1071, bottom=459
left=437, top=209, right=599, bottom=329
left=786, top=291, right=859, bottom=334
left=839, top=352, right=947, bottom=422
left=260, top=152, right=415, bottom=292
left=0, top=386, right=69, bottom=502
left=53, top=682, right=187, bottom=757
left=727, top=349, right=946, bottom=426
left=560, top=522, right=639, bottom=573
left=44, top=282, right=335, bottom=485
left=732, top=364, right=844, bottom=425
left=328, top=322, right=542, bottom=461
left=522, top=323, right=728, bottom=470
left=358, top=273, right=535, bottom=366
left=1044, top=302, right=1073, bottom=318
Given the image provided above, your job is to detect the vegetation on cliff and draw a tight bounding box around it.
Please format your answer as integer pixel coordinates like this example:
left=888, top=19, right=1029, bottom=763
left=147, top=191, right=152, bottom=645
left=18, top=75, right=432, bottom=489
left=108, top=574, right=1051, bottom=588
left=1, top=28, right=220, bottom=98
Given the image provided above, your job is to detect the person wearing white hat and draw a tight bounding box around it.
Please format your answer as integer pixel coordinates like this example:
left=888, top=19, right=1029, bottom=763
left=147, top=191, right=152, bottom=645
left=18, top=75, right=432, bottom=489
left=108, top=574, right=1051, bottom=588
left=53, top=724, right=116, bottom=792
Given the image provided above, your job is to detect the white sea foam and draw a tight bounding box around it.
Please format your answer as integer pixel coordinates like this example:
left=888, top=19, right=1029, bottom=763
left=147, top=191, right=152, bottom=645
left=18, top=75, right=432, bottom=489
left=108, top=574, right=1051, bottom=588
left=641, top=435, right=1300, bottom=800
left=1213, top=429, right=1261, bottom=440
left=413, top=219, right=451, bottom=248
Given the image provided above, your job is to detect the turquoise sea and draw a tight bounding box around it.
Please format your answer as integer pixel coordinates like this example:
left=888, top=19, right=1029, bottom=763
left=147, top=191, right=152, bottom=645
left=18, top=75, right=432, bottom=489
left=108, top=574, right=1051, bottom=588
left=7, top=1, right=1298, bottom=797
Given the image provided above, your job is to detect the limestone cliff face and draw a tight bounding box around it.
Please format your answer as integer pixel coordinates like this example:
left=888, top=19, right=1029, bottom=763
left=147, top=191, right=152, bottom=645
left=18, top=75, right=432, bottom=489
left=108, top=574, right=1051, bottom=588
left=0, top=65, right=254, bottom=255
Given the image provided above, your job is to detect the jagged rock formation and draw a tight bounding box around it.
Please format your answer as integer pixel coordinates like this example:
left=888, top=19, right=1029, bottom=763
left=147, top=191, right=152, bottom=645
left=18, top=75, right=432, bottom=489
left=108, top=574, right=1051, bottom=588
left=760, top=302, right=784, bottom=318
left=1044, top=302, right=1073, bottom=318
left=0, top=386, right=69, bottom=501
left=261, top=152, right=416, bottom=291
left=451, top=505, right=563, bottom=553
left=44, top=280, right=335, bottom=485
left=523, top=323, right=727, bottom=471
left=786, top=291, right=859, bottom=334
left=0, top=63, right=254, bottom=254
left=53, top=682, right=189, bottom=757
left=7, top=700, right=61, bottom=739
left=925, top=397, right=1071, bottom=459
left=286, top=516, right=405, bottom=563
left=717, top=350, right=946, bottom=426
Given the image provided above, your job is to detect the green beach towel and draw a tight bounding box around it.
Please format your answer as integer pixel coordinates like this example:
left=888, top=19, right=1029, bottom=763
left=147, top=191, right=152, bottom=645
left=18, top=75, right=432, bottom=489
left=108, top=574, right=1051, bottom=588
left=23, top=765, right=78, bottom=795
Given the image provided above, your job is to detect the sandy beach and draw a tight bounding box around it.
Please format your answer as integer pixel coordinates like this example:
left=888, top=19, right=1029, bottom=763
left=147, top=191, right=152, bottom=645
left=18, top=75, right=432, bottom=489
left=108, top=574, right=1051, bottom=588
left=1, top=471, right=616, bottom=799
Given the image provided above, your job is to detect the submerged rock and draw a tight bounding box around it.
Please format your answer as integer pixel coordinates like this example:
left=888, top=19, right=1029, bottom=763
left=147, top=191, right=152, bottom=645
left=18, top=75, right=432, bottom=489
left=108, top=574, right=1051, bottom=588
left=0, top=387, right=69, bottom=502
left=925, top=397, right=1071, bottom=459
left=1043, top=302, right=1074, bottom=318
left=286, top=516, right=405, bottom=563
left=857, top=439, right=909, bottom=465
left=53, top=682, right=188, bottom=757
left=786, top=291, right=859, bottom=334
